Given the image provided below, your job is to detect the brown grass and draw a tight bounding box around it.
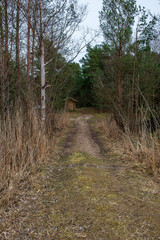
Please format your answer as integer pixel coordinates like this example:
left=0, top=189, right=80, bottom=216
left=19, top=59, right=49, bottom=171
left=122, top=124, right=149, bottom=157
left=0, top=109, right=70, bottom=205
left=93, top=115, right=160, bottom=175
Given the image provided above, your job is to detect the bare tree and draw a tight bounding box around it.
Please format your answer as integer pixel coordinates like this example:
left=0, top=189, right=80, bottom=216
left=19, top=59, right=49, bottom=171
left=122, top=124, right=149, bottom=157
left=37, top=0, right=87, bottom=124
left=6, top=0, right=88, bottom=125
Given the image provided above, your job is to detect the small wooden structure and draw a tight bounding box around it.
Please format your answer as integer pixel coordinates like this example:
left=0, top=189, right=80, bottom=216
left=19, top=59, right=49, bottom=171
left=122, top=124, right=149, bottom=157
left=65, top=98, right=77, bottom=111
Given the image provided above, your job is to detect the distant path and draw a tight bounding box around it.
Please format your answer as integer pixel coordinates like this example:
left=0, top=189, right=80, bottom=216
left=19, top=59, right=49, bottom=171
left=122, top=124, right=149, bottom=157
left=0, top=112, right=160, bottom=239
left=64, top=115, right=101, bottom=158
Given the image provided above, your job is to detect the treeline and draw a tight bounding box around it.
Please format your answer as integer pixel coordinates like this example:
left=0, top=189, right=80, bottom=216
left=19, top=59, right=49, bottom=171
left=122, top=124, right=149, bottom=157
left=74, top=0, right=160, bottom=132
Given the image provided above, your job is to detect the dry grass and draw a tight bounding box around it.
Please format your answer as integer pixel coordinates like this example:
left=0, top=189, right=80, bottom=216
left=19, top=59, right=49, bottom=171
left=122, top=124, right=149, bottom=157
left=1, top=111, right=160, bottom=239
left=93, top=115, right=160, bottom=175
left=129, top=134, right=160, bottom=174
left=0, top=109, right=70, bottom=205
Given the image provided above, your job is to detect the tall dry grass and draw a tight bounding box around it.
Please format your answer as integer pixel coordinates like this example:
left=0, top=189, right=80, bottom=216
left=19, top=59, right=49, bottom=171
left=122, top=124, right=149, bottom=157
left=0, top=109, right=70, bottom=204
left=94, top=115, right=160, bottom=175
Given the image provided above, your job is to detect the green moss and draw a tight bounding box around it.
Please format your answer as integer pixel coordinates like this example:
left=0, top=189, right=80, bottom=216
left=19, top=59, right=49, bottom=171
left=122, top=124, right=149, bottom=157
left=106, top=193, right=117, bottom=199
left=69, top=152, right=86, bottom=164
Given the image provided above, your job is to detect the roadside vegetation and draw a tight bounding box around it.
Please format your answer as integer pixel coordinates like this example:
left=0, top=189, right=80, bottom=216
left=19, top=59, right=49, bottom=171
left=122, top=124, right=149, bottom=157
left=0, top=109, right=70, bottom=205
left=92, top=113, right=160, bottom=176
left=0, top=112, right=160, bottom=239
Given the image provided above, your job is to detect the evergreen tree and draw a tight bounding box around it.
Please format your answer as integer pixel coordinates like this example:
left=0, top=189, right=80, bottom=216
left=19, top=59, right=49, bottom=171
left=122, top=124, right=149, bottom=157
left=99, top=0, right=137, bottom=108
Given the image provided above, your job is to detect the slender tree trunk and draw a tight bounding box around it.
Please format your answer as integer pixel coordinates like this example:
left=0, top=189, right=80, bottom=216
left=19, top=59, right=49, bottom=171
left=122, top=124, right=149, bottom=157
left=4, top=0, right=9, bottom=115
left=10, top=7, right=14, bottom=55
left=31, top=33, right=35, bottom=98
left=27, top=0, right=31, bottom=100
left=41, top=40, right=46, bottom=125
left=40, top=0, right=46, bottom=126
left=135, top=74, right=139, bottom=124
left=0, top=2, right=4, bottom=116
left=31, top=14, right=36, bottom=94
left=31, top=33, right=35, bottom=79
left=16, top=0, right=20, bottom=95
left=118, top=43, right=122, bottom=109
left=31, top=0, right=38, bottom=100
left=132, top=28, right=138, bottom=114
left=0, top=5, right=2, bottom=69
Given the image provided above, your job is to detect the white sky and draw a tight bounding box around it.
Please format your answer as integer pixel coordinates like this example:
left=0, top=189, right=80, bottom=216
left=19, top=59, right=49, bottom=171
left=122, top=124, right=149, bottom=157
left=75, top=0, right=160, bottom=62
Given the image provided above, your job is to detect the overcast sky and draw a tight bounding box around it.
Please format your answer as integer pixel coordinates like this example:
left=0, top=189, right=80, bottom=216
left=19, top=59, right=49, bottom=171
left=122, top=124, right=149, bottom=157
left=75, top=0, right=160, bottom=62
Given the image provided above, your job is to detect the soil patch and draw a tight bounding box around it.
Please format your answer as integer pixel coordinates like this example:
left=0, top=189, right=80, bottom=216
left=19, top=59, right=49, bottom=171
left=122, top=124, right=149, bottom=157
left=64, top=115, right=102, bottom=158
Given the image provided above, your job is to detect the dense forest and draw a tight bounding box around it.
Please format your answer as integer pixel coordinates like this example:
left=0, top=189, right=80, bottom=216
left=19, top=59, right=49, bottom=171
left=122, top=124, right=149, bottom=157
left=74, top=0, right=160, bottom=133
left=0, top=0, right=160, bottom=201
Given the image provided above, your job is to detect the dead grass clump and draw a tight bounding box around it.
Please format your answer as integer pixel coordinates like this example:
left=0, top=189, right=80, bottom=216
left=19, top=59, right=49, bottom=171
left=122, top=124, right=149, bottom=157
left=94, top=115, right=160, bottom=175
left=46, top=111, right=70, bottom=136
left=0, top=109, right=70, bottom=204
left=131, top=136, right=160, bottom=175
left=95, top=116, right=122, bottom=140
left=54, top=112, right=70, bottom=130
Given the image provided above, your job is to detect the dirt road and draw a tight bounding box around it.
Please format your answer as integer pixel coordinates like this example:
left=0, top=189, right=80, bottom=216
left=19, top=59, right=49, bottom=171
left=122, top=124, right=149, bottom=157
left=0, top=114, right=160, bottom=239
left=64, top=115, right=101, bottom=157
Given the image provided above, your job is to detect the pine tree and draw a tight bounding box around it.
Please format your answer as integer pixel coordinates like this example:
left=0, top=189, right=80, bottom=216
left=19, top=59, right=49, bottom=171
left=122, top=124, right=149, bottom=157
left=99, top=0, right=137, bottom=108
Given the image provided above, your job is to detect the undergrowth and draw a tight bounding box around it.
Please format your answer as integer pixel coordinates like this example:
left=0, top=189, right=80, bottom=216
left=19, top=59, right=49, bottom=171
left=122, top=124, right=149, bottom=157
left=0, top=109, right=70, bottom=205
left=93, top=115, right=160, bottom=175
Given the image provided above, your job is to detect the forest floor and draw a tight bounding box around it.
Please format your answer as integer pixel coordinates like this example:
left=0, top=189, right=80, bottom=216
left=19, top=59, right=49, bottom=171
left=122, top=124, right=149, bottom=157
left=0, top=109, right=160, bottom=239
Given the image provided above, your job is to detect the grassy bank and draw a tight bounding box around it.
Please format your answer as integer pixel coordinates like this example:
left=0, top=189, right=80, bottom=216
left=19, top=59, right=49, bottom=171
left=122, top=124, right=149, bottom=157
left=92, top=113, right=160, bottom=176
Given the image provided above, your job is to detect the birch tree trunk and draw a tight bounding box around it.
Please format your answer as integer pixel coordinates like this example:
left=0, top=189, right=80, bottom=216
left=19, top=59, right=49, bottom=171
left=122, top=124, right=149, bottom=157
left=40, top=0, right=46, bottom=126
left=31, top=2, right=37, bottom=95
